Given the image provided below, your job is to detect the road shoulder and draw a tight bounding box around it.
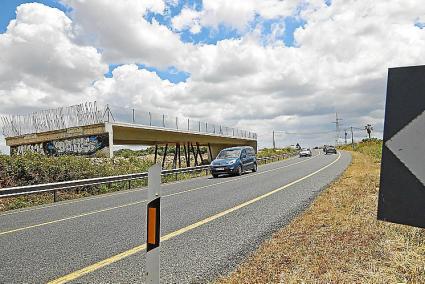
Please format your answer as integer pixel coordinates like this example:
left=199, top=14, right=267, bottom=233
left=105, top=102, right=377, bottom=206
left=216, top=151, right=425, bottom=283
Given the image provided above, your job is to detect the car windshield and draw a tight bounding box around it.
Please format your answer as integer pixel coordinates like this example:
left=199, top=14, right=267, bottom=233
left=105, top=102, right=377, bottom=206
left=217, top=149, right=241, bottom=159
left=301, top=148, right=309, bottom=151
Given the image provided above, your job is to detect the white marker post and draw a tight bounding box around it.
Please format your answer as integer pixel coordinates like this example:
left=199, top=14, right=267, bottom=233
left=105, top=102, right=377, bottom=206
left=146, top=164, right=161, bottom=283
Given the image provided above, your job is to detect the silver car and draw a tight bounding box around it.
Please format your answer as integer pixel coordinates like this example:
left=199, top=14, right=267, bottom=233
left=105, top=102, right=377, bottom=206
left=299, top=148, right=312, bottom=157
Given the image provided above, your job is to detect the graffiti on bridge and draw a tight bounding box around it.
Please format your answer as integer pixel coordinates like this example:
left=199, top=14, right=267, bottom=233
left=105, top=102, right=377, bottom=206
left=11, top=134, right=109, bottom=156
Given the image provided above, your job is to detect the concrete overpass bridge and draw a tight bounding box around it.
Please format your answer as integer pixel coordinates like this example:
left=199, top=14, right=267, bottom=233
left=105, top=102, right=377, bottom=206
left=1, top=102, right=257, bottom=168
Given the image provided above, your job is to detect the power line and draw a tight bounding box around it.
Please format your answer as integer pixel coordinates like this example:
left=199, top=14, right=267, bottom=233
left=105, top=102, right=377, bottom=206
left=273, top=130, right=335, bottom=135
left=282, top=131, right=335, bottom=135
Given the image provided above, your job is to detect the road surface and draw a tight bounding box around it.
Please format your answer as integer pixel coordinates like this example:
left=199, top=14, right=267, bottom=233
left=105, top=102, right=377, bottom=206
left=0, top=150, right=351, bottom=283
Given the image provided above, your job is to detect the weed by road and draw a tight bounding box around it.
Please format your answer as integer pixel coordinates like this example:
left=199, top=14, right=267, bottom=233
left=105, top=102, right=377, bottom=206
left=217, top=144, right=424, bottom=283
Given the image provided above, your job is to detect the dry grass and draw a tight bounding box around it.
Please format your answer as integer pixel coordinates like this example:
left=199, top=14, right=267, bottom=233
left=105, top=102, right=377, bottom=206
left=216, top=151, right=425, bottom=284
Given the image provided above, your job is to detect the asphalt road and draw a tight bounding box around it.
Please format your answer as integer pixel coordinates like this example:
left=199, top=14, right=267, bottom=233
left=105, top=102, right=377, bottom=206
left=0, top=150, right=351, bottom=284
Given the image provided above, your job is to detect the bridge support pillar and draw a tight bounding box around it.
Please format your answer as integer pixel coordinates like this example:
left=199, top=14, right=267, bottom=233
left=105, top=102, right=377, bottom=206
left=105, top=123, right=114, bottom=159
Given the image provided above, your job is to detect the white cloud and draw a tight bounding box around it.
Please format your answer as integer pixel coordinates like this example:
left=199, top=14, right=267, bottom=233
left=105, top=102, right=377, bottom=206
left=2, top=0, right=425, bottom=151
left=169, top=0, right=425, bottom=147
left=62, top=0, right=193, bottom=68
left=0, top=3, right=107, bottom=113
left=172, top=0, right=300, bottom=33
left=172, top=8, right=202, bottom=34
left=88, top=64, right=187, bottom=113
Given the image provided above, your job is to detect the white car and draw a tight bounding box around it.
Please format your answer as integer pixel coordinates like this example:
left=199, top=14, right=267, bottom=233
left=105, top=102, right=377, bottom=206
left=299, top=148, right=312, bottom=157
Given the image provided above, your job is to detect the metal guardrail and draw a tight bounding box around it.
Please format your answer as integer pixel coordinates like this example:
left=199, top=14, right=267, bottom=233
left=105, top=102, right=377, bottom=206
left=0, top=154, right=292, bottom=200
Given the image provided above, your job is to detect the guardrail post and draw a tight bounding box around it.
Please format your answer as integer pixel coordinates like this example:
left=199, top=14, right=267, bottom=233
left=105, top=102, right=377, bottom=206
left=146, top=164, right=161, bottom=284
left=53, top=190, right=57, bottom=202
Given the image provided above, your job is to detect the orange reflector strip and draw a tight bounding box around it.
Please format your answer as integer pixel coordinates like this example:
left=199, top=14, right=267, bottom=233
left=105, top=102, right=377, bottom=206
left=147, top=207, right=157, bottom=245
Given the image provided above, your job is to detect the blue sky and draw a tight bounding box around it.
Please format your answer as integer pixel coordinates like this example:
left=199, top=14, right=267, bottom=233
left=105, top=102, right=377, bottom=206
left=0, top=0, right=68, bottom=33
left=104, top=64, right=191, bottom=84
left=0, top=0, right=305, bottom=84
left=1, top=0, right=422, bottom=151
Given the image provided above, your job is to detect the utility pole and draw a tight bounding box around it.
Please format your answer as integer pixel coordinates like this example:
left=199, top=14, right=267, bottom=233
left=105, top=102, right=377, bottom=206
left=272, top=130, right=276, bottom=149
left=350, top=126, right=354, bottom=148
left=332, top=112, right=343, bottom=146
left=344, top=131, right=348, bottom=144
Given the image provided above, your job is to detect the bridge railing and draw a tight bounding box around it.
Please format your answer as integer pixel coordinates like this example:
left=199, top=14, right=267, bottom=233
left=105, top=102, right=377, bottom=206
left=0, top=102, right=257, bottom=140
left=0, top=154, right=290, bottom=201
left=1, top=102, right=104, bottom=138
left=104, top=104, right=257, bottom=140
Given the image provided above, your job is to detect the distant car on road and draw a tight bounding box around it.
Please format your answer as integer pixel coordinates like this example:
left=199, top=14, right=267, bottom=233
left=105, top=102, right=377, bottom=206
left=210, top=146, right=257, bottom=178
left=325, top=145, right=337, bottom=154
left=299, top=148, right=312, bottom=157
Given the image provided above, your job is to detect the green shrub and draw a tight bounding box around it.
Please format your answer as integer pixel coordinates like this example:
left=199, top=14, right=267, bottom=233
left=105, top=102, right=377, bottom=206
left=0, top=152, right=154, bottom=188
left=339, top=140, right=383, bottom=162
left=257, top=147, right=297, bottom=158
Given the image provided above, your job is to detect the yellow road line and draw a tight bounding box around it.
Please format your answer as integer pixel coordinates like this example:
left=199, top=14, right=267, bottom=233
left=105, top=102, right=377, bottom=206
left=0, top=154, right=319, bottom=236
left=164, top=153, right=321, bottom=198
left=0, top=155, right=299, bottom=218
left=47, top=152, right=341, bottom=284
left=0, top=188, right=145, bottom=218
left=0, top=200, right=146, bottom=237
left=0, top=172, right=205, bottom=218
left=48, top=244, right=148, bottom=284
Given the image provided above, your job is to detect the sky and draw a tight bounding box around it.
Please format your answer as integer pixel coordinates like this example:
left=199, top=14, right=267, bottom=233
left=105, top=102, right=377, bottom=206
left=0, top=0, right=424, bottom=153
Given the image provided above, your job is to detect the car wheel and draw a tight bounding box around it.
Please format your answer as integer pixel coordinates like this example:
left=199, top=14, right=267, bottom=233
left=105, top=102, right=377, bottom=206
left=236, top=165, right=242, bottom=176
left=252, top=163, right=257, bottom=172
left=212, top=174, right=219, bottom=178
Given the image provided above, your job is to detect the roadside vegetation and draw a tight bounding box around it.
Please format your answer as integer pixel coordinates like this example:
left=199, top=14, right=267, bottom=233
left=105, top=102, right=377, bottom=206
left=217, top=140, right=425, bottom=283
left=0, top=152, right=154, bottom=211
left=0, top=147, right=293, bottom=212
left=256, top=147, right=297, bottom=158
left=114, top=145, right=209, bottom=158
left=339, top=138, right=383, bottom=162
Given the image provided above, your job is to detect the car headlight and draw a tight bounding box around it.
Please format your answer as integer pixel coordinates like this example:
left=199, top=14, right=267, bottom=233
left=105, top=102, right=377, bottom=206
left=226, top=159, right=237, bottom=165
